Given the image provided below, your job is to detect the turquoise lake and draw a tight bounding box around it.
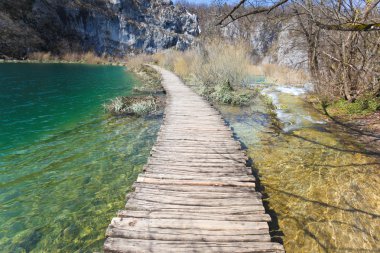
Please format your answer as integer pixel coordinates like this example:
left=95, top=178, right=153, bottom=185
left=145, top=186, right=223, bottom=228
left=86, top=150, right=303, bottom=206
left=0, top=63, right=162, bottom=252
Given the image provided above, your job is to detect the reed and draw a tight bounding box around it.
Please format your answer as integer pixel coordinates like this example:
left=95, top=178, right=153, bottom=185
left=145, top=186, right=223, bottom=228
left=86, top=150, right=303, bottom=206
left=27, top=51, right=109, bottom=64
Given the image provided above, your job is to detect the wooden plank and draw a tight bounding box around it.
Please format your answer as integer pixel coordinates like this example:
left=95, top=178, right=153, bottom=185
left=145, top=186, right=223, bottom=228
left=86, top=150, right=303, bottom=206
left=139, top=173, right=254, bottom=182
left=109, top=217, right=269, bottom=231
left=142, top=170, right=251, bottom=178
left=104, top=238, right=285, bottom=253
left=132, top=183, right=258, bottom=193
left=151, top=147, right=242, bottom=153
left=143, top=165, right=250, bottom=174
left=136, top=176, right=256, bottom=188
left=147, top=161, right=247, bottom=168
left=125, top=203, right=265, bottom=213
left=117, top=210, right=271, bottom=222
left=132, top=188, right=261, bottom=198
left=150, top=151, right=247, bottom=159
left=106, top=228, right=271, bottom=242
left=128, top=194, right=263, bottom=206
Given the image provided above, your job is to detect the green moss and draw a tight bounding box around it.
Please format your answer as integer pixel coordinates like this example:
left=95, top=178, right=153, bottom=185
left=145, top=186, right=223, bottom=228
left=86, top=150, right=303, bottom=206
left=326, top=97, right=380, bottom=116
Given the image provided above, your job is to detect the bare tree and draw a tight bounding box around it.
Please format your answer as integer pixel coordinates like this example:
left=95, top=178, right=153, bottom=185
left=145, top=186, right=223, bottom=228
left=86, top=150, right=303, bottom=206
left=216, top=0, right=380, bottom=101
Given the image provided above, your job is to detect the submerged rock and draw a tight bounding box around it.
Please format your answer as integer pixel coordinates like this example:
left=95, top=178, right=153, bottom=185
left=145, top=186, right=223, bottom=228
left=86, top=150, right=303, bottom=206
left=0, top=0, right=200, bottom=59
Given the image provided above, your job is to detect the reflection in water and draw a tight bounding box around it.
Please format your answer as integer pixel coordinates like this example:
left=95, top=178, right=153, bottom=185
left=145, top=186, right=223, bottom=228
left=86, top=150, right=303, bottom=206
left=218, top=84, right=380, bottom=253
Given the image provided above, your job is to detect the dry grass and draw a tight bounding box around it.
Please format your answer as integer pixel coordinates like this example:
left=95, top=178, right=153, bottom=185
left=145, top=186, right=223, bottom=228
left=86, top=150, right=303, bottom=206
left=262, top=64, right=309, bottom=85
left=125, top=38, right=310, bottom=104
left=28, top=51, right=109, bottom=64
left=28, top=52, right=57, bottom=62
left=152, top=39, right=256, bottom=105
left=126, top=54, right=156, bottom=70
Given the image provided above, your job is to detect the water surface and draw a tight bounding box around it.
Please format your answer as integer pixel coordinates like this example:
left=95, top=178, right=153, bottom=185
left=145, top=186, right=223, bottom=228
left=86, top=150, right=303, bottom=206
left=218, top=84, right=380, bottom=253
left=0, top=63, right=162, bottom=252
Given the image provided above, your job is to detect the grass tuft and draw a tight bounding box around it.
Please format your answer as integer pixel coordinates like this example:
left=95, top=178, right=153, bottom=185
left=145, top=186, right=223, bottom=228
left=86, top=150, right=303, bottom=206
left=104, top=96, right=163, bottom=116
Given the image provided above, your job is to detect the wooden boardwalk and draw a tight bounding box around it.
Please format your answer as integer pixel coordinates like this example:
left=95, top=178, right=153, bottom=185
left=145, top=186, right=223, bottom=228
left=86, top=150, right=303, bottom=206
left=104, top=66, right=285, bottom=253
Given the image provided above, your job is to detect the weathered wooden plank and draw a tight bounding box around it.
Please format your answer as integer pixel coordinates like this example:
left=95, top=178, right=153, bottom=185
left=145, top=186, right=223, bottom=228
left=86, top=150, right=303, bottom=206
left=142, top=168, right=249, bottom=177
left=152, top=146, right=240, bottom=151
left=110, top=217, right=269, bottom=231
left=149, top=157, right=247, bottom=165
left=136, top=176, right=256, bottom=188
left=132, top=188, right=261, bottom=198
left=139, top=173, right=254, bottom=183
left=147, top=161, right=247, bottom=168
left=125, top=202, right=265, bottom=213
left=128, top=193, right=263, bottom=206
left=150, top=151, right=247, bottom=159
left=116, top=210, right=271, bottom=222
left=142, top=170, right=251, bottom=178
left=143, top=165, right=250, bottom=175
left=106, top=228, right=271, bottom=242
left=132, top=183, right=258, bottom=193
left=104, top=238, right=285, bottom=253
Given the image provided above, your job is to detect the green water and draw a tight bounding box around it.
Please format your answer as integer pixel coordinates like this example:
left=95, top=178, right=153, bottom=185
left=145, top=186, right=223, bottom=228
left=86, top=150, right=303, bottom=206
left=218, top=85, right=380, bottom=253
left=0, top=63, right=162, bottom=252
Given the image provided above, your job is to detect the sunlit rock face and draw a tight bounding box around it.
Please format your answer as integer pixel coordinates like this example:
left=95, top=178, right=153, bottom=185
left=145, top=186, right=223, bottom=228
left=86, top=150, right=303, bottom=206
left=0, top=0, right=200, bottom=58
left=222, top=19, right=308, bottom=69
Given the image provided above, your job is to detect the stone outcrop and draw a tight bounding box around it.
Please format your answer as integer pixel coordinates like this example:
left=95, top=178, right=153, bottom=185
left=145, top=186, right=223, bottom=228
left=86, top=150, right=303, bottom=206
left=0, top=0, right=200, bottom=59
left=222, top=19, right=308, bottom=69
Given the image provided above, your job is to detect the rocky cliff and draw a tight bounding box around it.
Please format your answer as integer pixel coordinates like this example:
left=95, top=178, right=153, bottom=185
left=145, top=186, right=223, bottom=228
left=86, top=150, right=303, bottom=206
left=0, top=0, right=200, bottom=59
left=222, top=19, right=308, bottom=69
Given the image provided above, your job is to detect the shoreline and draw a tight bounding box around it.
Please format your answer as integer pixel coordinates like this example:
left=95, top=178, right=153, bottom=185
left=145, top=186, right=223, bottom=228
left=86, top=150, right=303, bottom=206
left=0, top=59, right=127, bottom=66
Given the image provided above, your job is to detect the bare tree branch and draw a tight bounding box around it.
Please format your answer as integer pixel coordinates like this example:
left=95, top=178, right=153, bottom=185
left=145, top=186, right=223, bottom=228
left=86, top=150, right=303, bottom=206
left=217, top=0, right=289, bottom=26
left=314, top=21, right=380, bottom=31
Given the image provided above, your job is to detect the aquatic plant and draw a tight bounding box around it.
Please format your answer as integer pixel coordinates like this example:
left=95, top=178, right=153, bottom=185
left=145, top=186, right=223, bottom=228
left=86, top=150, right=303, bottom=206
left=129, top=100, right=157, bottom=116
left=104, top=96, right=163, bottom=116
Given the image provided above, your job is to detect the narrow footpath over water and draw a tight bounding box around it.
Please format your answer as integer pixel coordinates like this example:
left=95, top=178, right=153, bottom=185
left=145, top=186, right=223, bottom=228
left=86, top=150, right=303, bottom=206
left=104, top=66, right=285, bottom=252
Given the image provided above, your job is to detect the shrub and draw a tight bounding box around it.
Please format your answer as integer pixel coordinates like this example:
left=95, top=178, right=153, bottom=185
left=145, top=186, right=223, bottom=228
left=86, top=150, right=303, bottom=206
left=28, top=52, right=53, bottom=62
left=82, top=52, right=104, bottom=64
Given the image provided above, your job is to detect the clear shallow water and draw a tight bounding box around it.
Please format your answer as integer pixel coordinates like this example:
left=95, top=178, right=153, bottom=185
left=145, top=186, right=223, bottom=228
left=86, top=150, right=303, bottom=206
left=0, top=64, right=162, bottom=252
left=218, top=84, right=380, bottom=253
